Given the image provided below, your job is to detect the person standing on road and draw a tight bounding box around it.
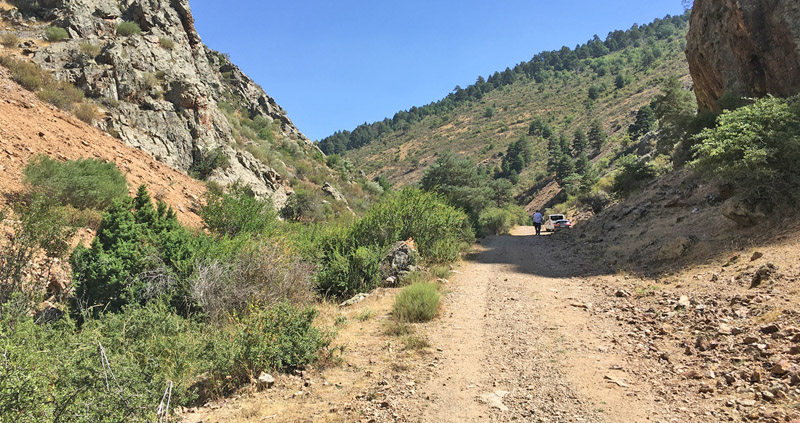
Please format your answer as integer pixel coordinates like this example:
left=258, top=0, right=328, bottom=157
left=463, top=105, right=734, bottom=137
left=532, top=211, right=543, bottom=236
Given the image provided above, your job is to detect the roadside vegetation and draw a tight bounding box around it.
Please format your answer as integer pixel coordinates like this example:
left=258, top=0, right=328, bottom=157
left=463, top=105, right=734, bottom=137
left=0, top=151, right=474, bottom=421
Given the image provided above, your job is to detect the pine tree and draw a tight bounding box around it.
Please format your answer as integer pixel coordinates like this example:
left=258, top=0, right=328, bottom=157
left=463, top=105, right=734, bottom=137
left=528, top=116, right=553, bottom=139
left=572, top=128, right=587, bottom=156
left=587, top=119, right=607, bottom=156
left=628, top=105, right=656, bottom=140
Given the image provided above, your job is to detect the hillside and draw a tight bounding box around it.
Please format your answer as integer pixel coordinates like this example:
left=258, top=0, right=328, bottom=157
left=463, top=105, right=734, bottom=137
left=321, top=13, right=691, bottom=192
left=0, top=0, right=369, bottom=217
left=0, top=65, right=206, bottom=227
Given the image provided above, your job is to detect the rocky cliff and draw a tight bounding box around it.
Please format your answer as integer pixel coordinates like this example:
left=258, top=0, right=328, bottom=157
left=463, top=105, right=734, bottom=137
left=686, top=0, right=800, bottom=110
left=6, top=0, right=316, bottom=206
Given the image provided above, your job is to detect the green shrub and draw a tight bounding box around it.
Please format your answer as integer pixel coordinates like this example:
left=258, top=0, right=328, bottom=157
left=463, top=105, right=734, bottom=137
left=215, top=302, right=326, bottom=375
left=348, top=188, right=474, bottom=262
left=78, top=42, right=101, bottom=57
left=37, top=80, right=85, bottom=110
left=70, top=186, right=197, bottom=316
left=73, top=101, right=98, bottom=123
left=314, top=189, right=473, bottom=298
left=116, top=22, right=142, bottom=36
left=189, top=147, right=230, bottom=180
left=578, top=190, right=611, bottom=213
left=23, top=155, right=128, bottom=210
left=1, top=32, right=19, bottom=48
left=430, top=265, right=452, bottom=280
left=158, top=37, right=175, bottom=49
left=0, top=300, right=327, bottom=421
left=200, top=183, right=277, bottom=237
left=392, top=283, right=440, bottom=323
left=315, top=244, right=383, bottom=298
left=611, top=154, right=659, bottom=194
left=0, top=56, right=50, bottom=91
left=691, top=96, right=800, bottom=202
left=44, top=26, right=68, bottom=41
left=280, top=187, right=323, bottom=222
left=477, top=205, right=528, bottom=236
left=0, top=193, right=74, bottom=305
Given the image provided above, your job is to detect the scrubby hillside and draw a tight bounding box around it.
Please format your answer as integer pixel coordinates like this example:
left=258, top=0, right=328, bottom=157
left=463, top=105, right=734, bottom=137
left=320, top=13, right=691, bottom=191
left=0, top=65, right=206, bottom=227
left=0, top=0, right=372, bottom=218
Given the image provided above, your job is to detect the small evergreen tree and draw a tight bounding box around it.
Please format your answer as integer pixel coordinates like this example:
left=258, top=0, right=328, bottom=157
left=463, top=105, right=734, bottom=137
left=528, top=116, right=553, bottom=139
left=587, top=119, right=607, bottom=156
left=572, top=128, right=587, bottom=156
left=628, top=105, right=656, bottom=140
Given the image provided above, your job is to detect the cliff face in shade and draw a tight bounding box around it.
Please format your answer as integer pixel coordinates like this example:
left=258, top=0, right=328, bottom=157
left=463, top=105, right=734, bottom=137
left=17, top=0, right=315, bottom=206
left=685, top=0, right=800, bottom=110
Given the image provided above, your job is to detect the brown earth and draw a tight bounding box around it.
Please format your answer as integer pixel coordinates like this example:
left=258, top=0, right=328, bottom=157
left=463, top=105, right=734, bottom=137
left=0, top=66, right=206, bottom=228
left=180, top=219, right=800, bottom=422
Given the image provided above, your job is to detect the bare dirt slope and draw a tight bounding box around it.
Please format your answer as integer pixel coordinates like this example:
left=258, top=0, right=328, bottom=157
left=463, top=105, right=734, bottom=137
left=0, top=67, right=206, bottom=227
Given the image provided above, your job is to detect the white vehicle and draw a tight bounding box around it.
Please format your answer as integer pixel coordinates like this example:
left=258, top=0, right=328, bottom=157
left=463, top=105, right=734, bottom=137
left=544, top=214, right=572, bottom=232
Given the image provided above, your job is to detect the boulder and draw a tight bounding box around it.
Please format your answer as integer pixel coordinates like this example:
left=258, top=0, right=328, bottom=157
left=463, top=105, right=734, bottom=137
left=321, top=182, right=346, bottom=203
left=686, top=0, right=800, bottom=110
left=720, top=195, right=771, bottom=227
left=379, top=239, right=419, bottom=286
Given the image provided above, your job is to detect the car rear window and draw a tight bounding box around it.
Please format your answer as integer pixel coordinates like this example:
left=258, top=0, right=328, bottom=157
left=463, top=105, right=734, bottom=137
left=550, top=215, right=564, bottom=221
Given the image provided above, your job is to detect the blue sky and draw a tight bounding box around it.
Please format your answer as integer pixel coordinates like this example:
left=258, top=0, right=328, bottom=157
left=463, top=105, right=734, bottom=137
left=190, top=1, right=687, bottom=141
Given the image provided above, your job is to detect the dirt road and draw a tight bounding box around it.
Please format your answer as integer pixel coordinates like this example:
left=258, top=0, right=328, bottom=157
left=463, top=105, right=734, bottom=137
left=405, top=226, right=657, bottom=423
left=184, top=225, right=800, bottom=423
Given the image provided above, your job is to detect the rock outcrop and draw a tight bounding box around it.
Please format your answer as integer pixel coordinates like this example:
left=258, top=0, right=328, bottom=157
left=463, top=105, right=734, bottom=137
left=379, top=239, right=419, bottom=286
left=686, top=0, right=800, bottom=110
left=15, top=0, right=315, bottom=206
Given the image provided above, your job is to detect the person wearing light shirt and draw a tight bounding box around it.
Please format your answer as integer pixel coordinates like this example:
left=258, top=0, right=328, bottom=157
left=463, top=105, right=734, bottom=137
left=532, top=211, right=543, bottom=236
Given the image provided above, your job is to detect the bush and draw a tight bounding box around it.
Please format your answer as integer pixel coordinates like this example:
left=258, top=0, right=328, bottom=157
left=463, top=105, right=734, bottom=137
left=350, top=188, right=474, bottom=262
left=0, top=193, right=74, bottom=305
left=70, top=186, right=197, bottom=316
left=0, top=300, right=327, bottom=421
left=44, top=26, right=68, bottom=41
left=315, top=244, right=384, bottom=298
left=158, top=37, right=175, bottom=49
left=190, top=240, right=313, bottom=322
left=116, top=22, right=142, bottom=36
left=280, top=188, right=323, bottom=222
left=78, top=42, right=101, bottom=57
left=23, top=155, right=128, bottom=210
left=611, top=154, right=659, bottom=194
left=578, top=190, right=611, bottom=213
left=200, top=183, right=277, bottom=237
left=215, top=302, right=327, bottom=375
left=691, top=96, right=800, bottom=202
left=393, top=283, right=440, bottom=323
left=314, top=189, right=472, bottom=298
left=37, top=80, right=85, bottom=110
left=0, top=56, right=50, bottom=91
left=478, top=205, right=528, bottom=236
left=1, top=32, right=19, bottom=48
left=73, top=101, right=98, bottom=123
left=189, top=147, right=230, bottom=180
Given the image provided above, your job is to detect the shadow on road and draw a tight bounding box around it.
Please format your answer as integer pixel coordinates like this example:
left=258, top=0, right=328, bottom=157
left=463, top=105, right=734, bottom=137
left=464, top=227, right=612, bottom=279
